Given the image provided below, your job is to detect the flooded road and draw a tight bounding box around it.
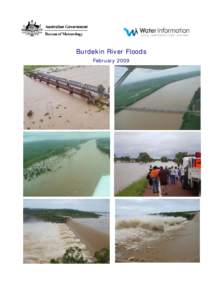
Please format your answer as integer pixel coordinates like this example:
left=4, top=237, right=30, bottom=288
left=115, top=161, right=177, bottom=193
left=24, top=140, right=110, bottom=196
left=115, top=76, right=200, bottom=129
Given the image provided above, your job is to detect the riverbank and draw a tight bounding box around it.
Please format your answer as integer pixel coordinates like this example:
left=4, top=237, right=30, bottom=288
left=116, top=213, right=200, bottom=262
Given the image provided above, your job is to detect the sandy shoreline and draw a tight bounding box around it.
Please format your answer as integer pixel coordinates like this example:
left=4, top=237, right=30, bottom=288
left=116, top=213, right=200, bottom=263
left=66, top=218, right=109, bottom=255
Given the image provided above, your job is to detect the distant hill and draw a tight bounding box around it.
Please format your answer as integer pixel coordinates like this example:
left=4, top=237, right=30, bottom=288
left=24, top=208, right=100, bottom=223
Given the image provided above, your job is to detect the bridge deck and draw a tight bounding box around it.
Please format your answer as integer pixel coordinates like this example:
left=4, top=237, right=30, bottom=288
left=28, top=72, right=109, bottom=105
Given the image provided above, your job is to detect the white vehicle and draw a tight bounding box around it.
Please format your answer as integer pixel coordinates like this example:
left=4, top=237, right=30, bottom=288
left=181, top=152, right=201, bottom=193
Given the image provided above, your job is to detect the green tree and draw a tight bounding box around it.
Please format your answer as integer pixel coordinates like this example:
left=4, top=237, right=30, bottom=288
left=160, top=156, right=168, bottom=162
left=94, top=248, right=109, bottom=263
left=175, top=152, right=188, bottom=165
left=50, top=247, right=110, bottom=264
left=137, top=152, right=152, bottom=163
left=50, top=247, right=88, bottom=264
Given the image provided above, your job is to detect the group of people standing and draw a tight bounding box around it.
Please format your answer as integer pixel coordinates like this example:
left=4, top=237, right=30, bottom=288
left=146, top=165, right=184, bottom=195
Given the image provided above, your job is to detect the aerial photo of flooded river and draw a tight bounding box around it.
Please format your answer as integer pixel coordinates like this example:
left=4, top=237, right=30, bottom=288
left=115, top=65, right=200, bottom=130
left=24, top=132, right=110, bottom=197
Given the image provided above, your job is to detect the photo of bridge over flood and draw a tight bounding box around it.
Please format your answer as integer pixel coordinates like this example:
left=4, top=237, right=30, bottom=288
left=115, top=65, right=200, bottom=130
left=24, top=65, right=110, bottom=130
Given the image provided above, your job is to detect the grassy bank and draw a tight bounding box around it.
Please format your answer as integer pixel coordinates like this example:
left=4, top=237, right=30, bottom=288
left=116, top=177, right=148, bottom=196
left=24, top=208, right=100, bottom=223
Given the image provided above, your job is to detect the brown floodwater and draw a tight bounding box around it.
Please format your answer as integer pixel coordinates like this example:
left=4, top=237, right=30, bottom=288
left=24, top=221, right=92, bottom=263
left=24, top=140, right=110, bottom=196
left=116, top=214, right=200, bottom=262
left=115, top=76, right=200, bottom=129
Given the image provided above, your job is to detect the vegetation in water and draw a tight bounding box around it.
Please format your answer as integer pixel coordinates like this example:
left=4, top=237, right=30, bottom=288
left=115, top=152, right=153, bottom=163
left=50, top=247, right=109, bottom=264
left=24, top=208, right=100, bottom=223
left=50, top=247, right=88, bottom=264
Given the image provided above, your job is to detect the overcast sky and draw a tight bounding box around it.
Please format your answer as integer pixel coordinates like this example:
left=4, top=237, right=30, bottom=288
left=116, top=198, right=200, bottom=217
left=115, top=132, right=200, bottom=158
left=24, top=199, right=109, bottom=212
left=24, top=131, right=109, bottom=143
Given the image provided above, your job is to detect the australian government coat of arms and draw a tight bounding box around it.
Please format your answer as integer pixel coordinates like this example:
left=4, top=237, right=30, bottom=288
left=22, top=20, right=43, bottom=36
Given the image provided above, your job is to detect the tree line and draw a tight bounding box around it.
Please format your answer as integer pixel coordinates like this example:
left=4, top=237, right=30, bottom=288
left=115, top=151, right=191, bottom=165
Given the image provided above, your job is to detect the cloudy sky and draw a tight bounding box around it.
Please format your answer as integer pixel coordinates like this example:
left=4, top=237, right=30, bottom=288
left=24, top=199, right=109, bottom=212
left=116, top=198, right=200, bottom=217
left=115, top=132, right=200, bottom=159
left=24, top=131, right=109, bottom=143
